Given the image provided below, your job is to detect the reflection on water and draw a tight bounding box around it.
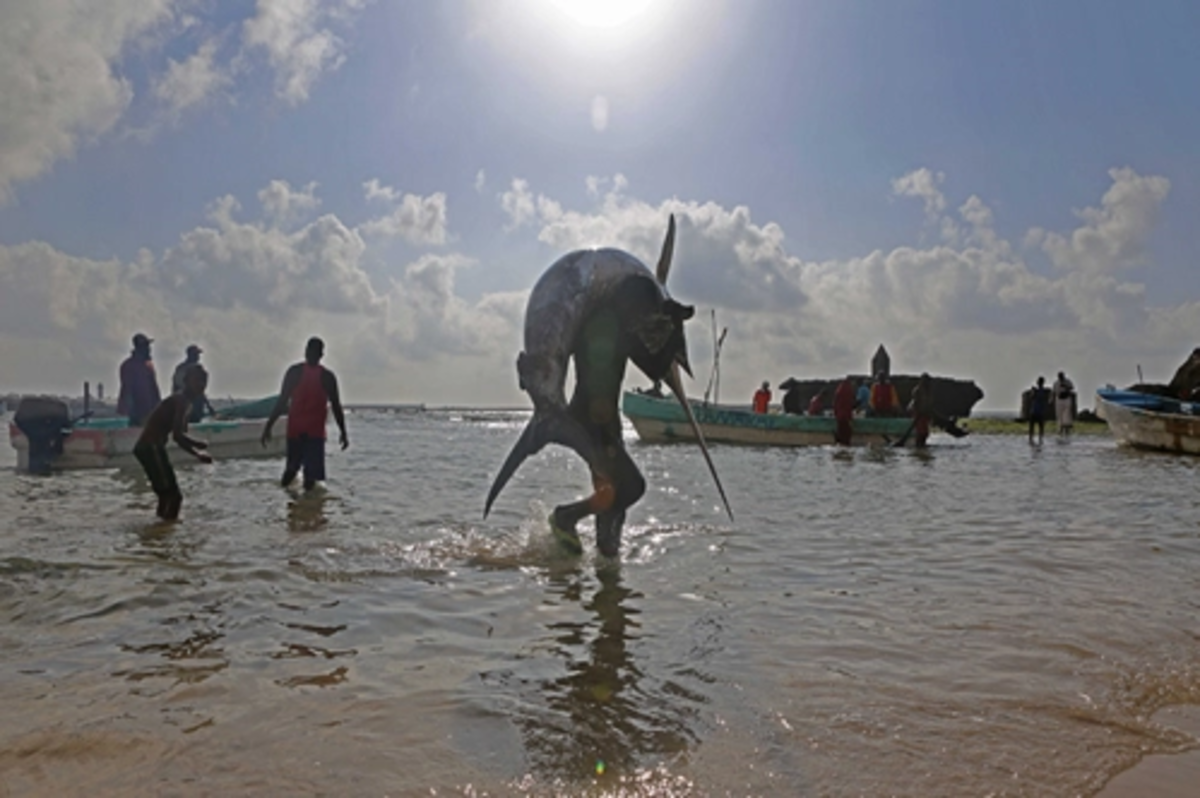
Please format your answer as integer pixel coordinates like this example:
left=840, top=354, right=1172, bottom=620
left=1, top=413, right=1200, bottom=795
left=493, top=563, right=701, bottom=786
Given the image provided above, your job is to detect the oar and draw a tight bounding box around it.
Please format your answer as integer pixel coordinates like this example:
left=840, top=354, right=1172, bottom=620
left=892, top=418, right=917, bottom=448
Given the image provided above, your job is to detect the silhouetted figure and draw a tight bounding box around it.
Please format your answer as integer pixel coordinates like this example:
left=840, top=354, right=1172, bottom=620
left=118, top=333, right=161, bottom=427
left=133, top=365, right=213, bottom=520
left=262, top=337, right=349, bottom=491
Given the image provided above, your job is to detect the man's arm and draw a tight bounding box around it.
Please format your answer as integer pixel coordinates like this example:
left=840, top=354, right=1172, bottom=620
left=117, top=361, right=131, bottom=415
left=323, top=369, right=349, bottom=450
left=261, top=364, right=301, bottom=445
left=171, top=399, right=212, bottom=462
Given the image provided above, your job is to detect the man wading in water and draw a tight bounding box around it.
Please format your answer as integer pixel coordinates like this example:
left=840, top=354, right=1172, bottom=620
left=133, top=365, right=213, bottom=520
left=262, top=337, right=349, bottom=491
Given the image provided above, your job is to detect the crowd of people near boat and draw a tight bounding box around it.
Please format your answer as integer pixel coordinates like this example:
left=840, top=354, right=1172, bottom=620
left=755, top=372, right=915, bottom=420
left=115, top=332, right=348, bottom=520
left=753, top=372, right=938, bottom=448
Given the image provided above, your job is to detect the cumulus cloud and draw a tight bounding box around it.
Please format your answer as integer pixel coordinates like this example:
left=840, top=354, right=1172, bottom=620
left=1, top=165, right=1191, bottom=408
left=1029, top=167, right=1171, bottom=274
left=159, top=191, right=383, bottom=316
left=358, top=187, right=449, bottom=245
left=892, top=167, right=947, bottom=222
left=258, top=179, right=321, bottom=226
left=0, top=0, right=174, bottom=200
left=152, top=37, right=232, bottom=120
left=242, top=0, right=368, bottom=105
left=499, top=178, right=563, bottom=230
left=474, top=169, right=487, bottom=193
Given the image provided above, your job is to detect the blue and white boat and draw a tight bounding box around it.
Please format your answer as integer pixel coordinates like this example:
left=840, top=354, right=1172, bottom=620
left=1094, top=388, right=1200, bottom=455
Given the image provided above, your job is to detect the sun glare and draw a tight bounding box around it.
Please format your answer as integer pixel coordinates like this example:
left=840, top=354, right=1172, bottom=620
left=545, top=0, right=656, bottom=29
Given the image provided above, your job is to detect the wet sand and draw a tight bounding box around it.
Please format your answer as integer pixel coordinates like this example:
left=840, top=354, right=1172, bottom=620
left=1097, top=705, right=1200, bottom=797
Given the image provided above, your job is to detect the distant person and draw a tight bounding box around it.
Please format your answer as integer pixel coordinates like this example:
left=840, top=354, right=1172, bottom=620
left=133, top=365, right=213, bottom=520
left=855, top=379, right=871, bottom=413
left=869, top=374, right=900, bottom=417
left=806, top=391, right=824, bottom=416
left=833, top=376, right=856, bottom=445
left=909, top=372, right=935, bottom=448
left=1053, top=370, right=1075, bottom=437
left=1028, top=376, right=1050, bottom=445
left=118, top=333, right=161, bottom=427
left=781, top=382, right=804, bottom=415
left=172, top=344, right=214, bottom=423
left=261, top=336, right=349, bottom=491
left=752, top=381, right=771, bottom=414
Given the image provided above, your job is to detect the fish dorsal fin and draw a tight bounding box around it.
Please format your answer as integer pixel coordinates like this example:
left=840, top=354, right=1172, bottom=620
left=655, top=214, right=676, bottom=285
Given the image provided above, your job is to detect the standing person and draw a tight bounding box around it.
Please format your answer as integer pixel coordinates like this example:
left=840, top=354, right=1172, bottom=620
left=806, top=390, right=824, bottom=416
left=1028, top=376, right=1049, bottom=445
left=172, top=344, right=214, bottom=423
left=118, top=333, right=161, bottom=427
left=261, top=337, right=349, bottom=491
left=870, top=374, right=900, bottom=417
left=909, top=372, right=935, bottom=448
left=781, top=381, right=804, bottom=415
left=1052, top=370, right=1075, bottom=438
left=752, top=381, right=772, bottom=414
left=133, top=365, right=213, bottom=520
left=855, top=379, right=871, bottom=414
left=833, top=376, right=856, bottom=445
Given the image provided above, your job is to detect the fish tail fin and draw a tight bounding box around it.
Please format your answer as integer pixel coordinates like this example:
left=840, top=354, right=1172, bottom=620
left=483, top=409, right=597, bottom=517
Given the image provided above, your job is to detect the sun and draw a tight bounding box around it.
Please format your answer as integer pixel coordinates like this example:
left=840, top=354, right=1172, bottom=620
left=544, top=0, right=657, bottom=29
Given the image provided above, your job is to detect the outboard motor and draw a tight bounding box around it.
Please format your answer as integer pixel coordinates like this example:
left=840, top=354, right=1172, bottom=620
left=13, top=397, right=70, bottom=475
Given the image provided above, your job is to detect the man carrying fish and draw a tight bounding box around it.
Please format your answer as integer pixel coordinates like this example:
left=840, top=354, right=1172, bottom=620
left=484, top=215, right=733, bottom=557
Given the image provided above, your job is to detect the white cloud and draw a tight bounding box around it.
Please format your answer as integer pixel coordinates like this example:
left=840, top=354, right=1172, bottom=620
left=242, top=0, right=367, bottom=105
left=1029, top=166, right=1170, bottom=274
left=363, top=178, right=399, bottom=203
left=591, top=95, right=609, bottom=132
left=0, top=0, right=174, bottom=200
left=474, top=169, right=487, bottom=193
left=892, top=167, right=947, bottom=223
left=152, top=37, right=232, bottom=120
left=358, top=190, right=449, bottom=245
left=499, top=178, right=564, bottom=230
left=1, top=166, right=1194, bottom=410
left=258, top=179, right=322, bottom=226
left=159, top=191, right=383, bottom=316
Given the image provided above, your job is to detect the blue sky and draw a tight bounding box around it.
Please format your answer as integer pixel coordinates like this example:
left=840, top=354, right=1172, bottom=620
left=2, top=0, right=1198, bottom=407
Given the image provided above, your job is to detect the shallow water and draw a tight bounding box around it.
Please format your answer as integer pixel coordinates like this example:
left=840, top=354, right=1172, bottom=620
left=2, top=409, right=1199, bottom=796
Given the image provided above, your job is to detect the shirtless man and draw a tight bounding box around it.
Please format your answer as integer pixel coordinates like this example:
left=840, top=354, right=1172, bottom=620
left=133, top=365, right=213, bottom=520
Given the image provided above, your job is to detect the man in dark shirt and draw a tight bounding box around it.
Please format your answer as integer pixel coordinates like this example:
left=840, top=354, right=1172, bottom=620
left=134, top=365, right=213, bottom=520
left=118, top=333, right=161, bottom=426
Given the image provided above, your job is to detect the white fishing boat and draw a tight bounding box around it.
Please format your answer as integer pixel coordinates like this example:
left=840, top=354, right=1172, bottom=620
left=9, top=397, right=286, bottom=472
left=1094, top=388, right=1200, bottom=455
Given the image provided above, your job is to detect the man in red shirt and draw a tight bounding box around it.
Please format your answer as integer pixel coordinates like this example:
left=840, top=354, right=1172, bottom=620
left=832, top=376, right=856, bottom=445
left=261, top=337, right=349, bottom=491
left=752, top=381, right=771, bottom=413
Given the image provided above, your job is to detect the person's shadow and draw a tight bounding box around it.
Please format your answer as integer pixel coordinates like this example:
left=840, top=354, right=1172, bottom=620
left=507, top=562, right=703, bottom=784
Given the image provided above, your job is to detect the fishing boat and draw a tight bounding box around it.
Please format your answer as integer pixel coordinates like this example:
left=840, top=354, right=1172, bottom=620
left=9, top=396, right=286, bottom=472
left=1094, top=388, right=1200, bottom=455
left=621, top=390, right=916, bottom=447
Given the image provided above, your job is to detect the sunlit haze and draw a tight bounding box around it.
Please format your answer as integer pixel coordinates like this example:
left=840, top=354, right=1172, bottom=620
left=1, top=0, right=1198, bottom=409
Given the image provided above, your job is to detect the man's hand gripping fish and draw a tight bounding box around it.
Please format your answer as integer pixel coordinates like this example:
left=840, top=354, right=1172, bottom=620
left=484, top=215, right=733, bottom=557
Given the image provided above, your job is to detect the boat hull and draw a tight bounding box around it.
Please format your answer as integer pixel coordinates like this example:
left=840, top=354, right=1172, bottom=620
left=1095, top=392, right=1200, bottom=455
left=621, top=391, right=914, bottom=447
left=9, top=417, right=288, bottom=471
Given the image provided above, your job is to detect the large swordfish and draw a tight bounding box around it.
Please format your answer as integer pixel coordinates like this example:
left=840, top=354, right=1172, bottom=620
left=484, top=215, right=733, bottom=557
